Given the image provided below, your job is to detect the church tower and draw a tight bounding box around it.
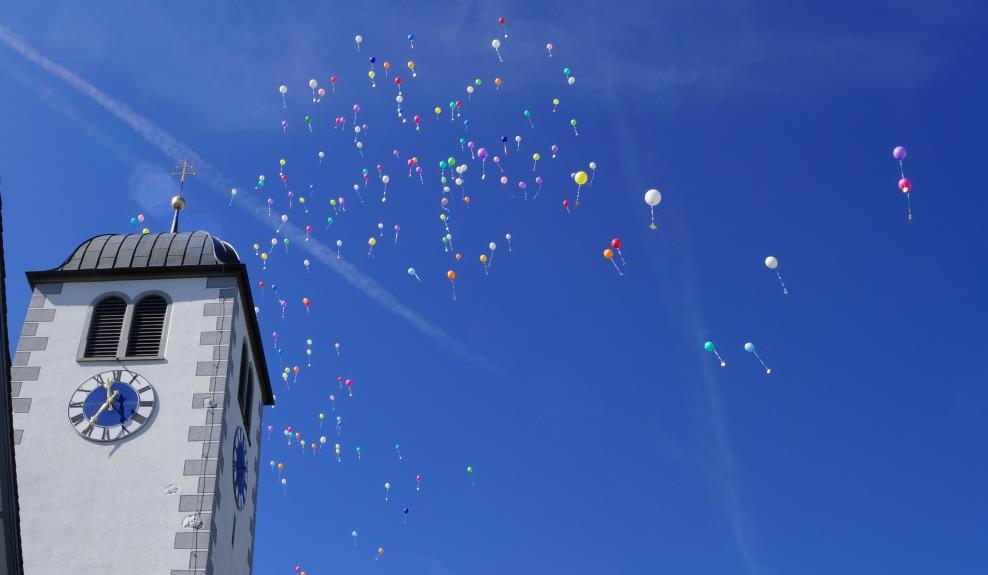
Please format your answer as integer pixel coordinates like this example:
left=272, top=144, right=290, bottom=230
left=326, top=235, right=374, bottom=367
left=9, top=189, right=272, bottom=574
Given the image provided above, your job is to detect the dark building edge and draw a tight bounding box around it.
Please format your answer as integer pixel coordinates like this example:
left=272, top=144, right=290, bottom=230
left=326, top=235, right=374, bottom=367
left=0, top=193, right=25, bottom=575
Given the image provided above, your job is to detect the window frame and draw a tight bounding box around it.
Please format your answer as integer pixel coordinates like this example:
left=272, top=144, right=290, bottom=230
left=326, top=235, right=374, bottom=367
left=124, top=293, right=170, bottom=359
left=77, top=291, right=172, bottom=362
left=236, top=340, right=255, bottom=441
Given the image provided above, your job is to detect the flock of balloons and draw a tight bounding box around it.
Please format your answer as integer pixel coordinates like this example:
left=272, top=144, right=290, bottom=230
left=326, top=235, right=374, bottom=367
left=127, top=14, right=916, bottom=570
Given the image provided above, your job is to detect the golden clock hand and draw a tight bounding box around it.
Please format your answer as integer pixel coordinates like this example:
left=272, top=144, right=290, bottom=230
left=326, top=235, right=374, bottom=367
left=83, top=390, right=119, bottom=432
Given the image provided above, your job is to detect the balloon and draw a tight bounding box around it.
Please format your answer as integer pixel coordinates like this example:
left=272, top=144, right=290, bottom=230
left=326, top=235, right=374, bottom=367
left=764, top=256, right=778, bottom=270
left=644, top=189, right=662, bottom=206
left=308, top=78, right=318, bottom=90
left=574, top=171, right=588, bottom=186
left=611, top=238, right=622, bottom=249
left=898, top=177, right=911, bottom=192
left=743, top=342, right=771, bottom=374
left=704, top=341, right=715, bottom=352
left=893, top=146, right=907, bottom=161
left=279, top=85, right=288, bottom=94
left=603, top=249, right=614, bottom=260
left=568, top=76, right=576, bottom=85
left=704, top=341, right=726, bottom=366
left=447, top=270, right=456, bottom=280
left=491, top=38, right=501, bottom=49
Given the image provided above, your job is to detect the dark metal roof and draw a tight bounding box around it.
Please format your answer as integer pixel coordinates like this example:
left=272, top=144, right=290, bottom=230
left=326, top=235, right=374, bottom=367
left=56, top=231, right=240, bottom=271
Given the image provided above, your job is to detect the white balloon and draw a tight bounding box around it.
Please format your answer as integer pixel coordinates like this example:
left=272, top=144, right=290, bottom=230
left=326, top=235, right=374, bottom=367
left=318, top=151, right=325, bottom=158
left=515, top=135, right=522, bottom=143
left=567, top=76, right=576, bottom=85
left=355, top=34, right=363, bottom=43
left=281, top=214, right=288, bottom=222
left=505, top=233, right=512, bottom=240
left=491, top=38, right=501, bottom=49
left=278, top=85, right=288, bottom=94
left=764, top=256, right=779, bottom=270
left=589, top=162, right=597, bottom=170
left=467, top=86, right=474, bottom=94
left=356, top=142, right=364, bottom=149
left=395, top=95, right=404, bottom=104
left=308, top=79, right=318, bottom=89
left=644, top=188, right=662, bottom=207
left=336, top=240, right=343, bottom=247
left=489, top=242, right=497, bottom=251
left=382, top=175, right=390, bottom=184
left=304, top=260, right=310, bottom=267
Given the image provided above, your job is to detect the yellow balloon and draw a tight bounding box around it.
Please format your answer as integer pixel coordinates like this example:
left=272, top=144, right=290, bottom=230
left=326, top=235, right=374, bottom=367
left=253, top=243, right=260, bottom=250
left=574, top=171, right=589, bottom=186
left=368, top=237, right=377, bottom=246
left=368, top=70, right=376, bottom=79
left=261, top=253, right=268, bottom=260
left=480, top=254, right=488, bottom=263
left=553, top=98, right=560, bottom=106
left=279, top=158, right=286, bottom=166
left=407, top=60, right=415, bottom=69
left=440, top=213, right=447, bottom=221
left=299, top=197, right=306, bottom=204
left=435, top=106, right=442, bottom=115
left=142, top=228, right=150, bottom=235
left=533, top=153, right=541, bottom=161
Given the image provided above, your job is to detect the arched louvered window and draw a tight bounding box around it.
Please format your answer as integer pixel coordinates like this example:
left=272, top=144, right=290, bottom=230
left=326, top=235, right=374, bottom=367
left=126, top=295, right=168, bottom=357
left=84, top=296, right=127, bottom=358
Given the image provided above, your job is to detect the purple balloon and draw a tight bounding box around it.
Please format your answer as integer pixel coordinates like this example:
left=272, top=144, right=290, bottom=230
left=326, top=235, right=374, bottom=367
left=518, top=181, right=527, bottom=189
left=394, top=225, right=401, bottom=231
left=892, top=146, right=907, bottom=161
left=467, top=141, right=475, bottom=149
left=415, top=166, right=423, bottom=173
left=477, top=148, right=489, bottom=160
left=551, top=144, right=559, bottom=153
left=535, top=177, right=544, bottom=185
left=353, top=104, right=361, bottom=112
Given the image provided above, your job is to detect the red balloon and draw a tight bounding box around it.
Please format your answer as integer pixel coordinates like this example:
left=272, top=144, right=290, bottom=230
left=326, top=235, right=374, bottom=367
left=330, top=76, right=337, bottom=83
left=407, top=159, right=415, bottom=168
left=258, top=281, right=265, bottom=288
left=455, top=100, right=462, bottom=108
left=611, top=238, right=622, bottom=249
left=305, top=225, right=313, bottom=233
left=413, top=115, right=421, bottom=124
left=376, top=164, right=383, bottom=171
left=562, top=200, right=570, bottom=207
left=280, top=174, right=288, bottom=181
left=345, top=379, right=353, bottom=387
left=337, top=376, right=343, bottom=383
left=898, top=177, right=911, bottom=191
left=498, top=17, right=506, bottom=24
left=395, top=76, right=402, bottom=85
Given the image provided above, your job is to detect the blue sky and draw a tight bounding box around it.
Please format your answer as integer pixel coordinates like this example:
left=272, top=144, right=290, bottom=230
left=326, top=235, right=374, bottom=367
left=2, top=1, right=988, bottom=573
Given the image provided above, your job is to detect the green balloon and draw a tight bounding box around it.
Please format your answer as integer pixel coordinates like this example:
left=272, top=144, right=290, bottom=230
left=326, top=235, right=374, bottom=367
left=474, top=78, right=482, bottom=86
left=570, top=118, right=578, bottom=126
left=447, top=157, right=456, bottom=166
left=704, top=341, right=715, bottom=352
left=441, top=176, right=448, bottom=184
left=441, top=237, right=449, bottom=244
left=466, top=466, right=473, bottom=473
left=283, top=238, right=290, bottom=245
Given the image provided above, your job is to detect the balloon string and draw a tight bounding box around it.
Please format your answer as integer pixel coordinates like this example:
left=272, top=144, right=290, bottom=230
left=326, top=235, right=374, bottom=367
left=905, top=192, right=912, bottom=223
left=451, top=282, right=457, bottom=302
left=754, top=352, right=771, bottom=374
left=617, top=248, right=627, bottom=267
left=775, top=270, right=789, bottom=296
left=611, top=258, right=623, bottom=276
left=714, top=350, right=726, bottom=367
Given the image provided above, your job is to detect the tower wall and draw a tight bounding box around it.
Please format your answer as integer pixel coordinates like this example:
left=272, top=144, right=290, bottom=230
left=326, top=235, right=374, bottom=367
left=11, top=275, right=263, bottom=575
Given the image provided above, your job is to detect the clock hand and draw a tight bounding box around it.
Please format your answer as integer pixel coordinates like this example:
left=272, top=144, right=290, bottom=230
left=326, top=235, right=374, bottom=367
left=83, top=390, right=119, bottom=432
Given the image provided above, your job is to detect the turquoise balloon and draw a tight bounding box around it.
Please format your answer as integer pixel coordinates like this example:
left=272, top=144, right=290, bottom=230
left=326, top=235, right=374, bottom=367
left=744, top=342, right=755, bottom=353
left=439, top=161, right=448, bottom=169
left=523, top=110, right=531, bottom=117
left=563, top=67, right=572, bottom=76
left=327, top=217, right=334, bottom=224
left=704, top=341, right=715, bottom=352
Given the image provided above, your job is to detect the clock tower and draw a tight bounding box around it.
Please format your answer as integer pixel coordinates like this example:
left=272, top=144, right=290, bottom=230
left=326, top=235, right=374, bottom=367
left=9, top=213, right=272, bottom=573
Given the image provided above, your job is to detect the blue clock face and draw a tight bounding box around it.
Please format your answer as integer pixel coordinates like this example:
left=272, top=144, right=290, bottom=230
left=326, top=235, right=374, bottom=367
left=233, top=426, right=248, bottom=510
left=68, top=370, right=156, bottom=442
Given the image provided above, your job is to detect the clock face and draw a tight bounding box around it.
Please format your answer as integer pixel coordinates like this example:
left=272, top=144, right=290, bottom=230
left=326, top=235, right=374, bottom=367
left=232, top=426, right=248, bottom=510
left=68, top=369, right=156, bottom=443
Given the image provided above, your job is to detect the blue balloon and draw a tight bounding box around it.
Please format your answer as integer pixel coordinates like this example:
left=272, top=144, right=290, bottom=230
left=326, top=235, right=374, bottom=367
left=130, top=217, right=138, bottom=226
left=407, top=33, right=415, bottom=41
left=370, top=56, right=376, bottom=64
left=744, top=342, right=755, bottom=353
left=501, top=135, right=508, bottom=143
left=308, top=184, right=315, bottom=191
left=463, top=119, right=470, bottom=126
left=327, top=217, right=334, bottom=224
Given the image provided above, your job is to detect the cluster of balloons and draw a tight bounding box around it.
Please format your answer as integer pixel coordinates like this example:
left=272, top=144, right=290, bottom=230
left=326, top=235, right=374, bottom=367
left=893, top=146, right=912, bottom=222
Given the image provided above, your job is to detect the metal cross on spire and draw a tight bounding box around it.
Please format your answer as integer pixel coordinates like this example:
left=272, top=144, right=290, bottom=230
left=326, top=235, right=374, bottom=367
left=169, top=160, right=196, bottom=233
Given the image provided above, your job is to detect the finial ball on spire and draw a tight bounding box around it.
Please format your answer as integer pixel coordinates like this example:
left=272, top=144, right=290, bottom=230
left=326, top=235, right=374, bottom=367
left=171, top=195, right=186, bottom=210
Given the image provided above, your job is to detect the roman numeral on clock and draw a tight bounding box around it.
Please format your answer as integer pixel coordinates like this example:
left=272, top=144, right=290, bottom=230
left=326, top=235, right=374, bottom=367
left=71, top=413, right=85, bottom=425
left=101, top=428, right=110, bottom=441
left=131, top=412, right=148, bottom=425
left=69, top=401, right=83, bottom=408
left=139, top=400, right=153, bottom=407
left=138, top=386, right=151, bottom=394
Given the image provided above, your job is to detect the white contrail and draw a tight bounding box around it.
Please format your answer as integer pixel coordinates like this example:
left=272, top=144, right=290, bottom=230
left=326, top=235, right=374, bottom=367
left=606, top=83, right=766, bottom=574
left=0, top=23, right=494, bottom=372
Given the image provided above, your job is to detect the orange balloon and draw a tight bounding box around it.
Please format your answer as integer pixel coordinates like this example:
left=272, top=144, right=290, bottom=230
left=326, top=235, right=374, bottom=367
left=378, top=547, right=385, bottom=555
left=277, top=463, right=284, bottom=471
left=447, top=270, right=456, bottom=281
left=407, top=60, right=415, bottom=69
left=480, top=254, right=488, bottom=263
left=383, top=61, right=391, bottom=69
left=463, top=195, right=471, bottom=204
left=494, top=77, right=503, bottom=86
left=293, top=366, right=299, bottom=373
left=603, top=249, right=614, bottom=260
